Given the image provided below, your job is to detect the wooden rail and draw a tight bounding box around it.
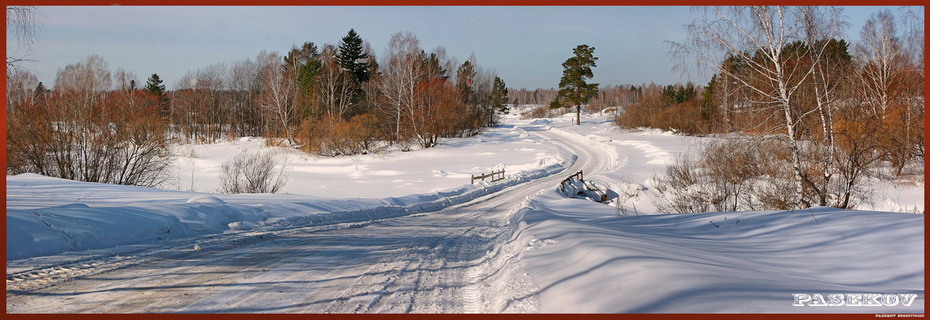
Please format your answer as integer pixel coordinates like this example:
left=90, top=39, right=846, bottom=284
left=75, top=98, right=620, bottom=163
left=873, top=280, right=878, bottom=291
left=471, top=169, right=505, bottom=184
left=560, top=170, right=608, bottom=202
left=560, top=170, right=584, bottom=192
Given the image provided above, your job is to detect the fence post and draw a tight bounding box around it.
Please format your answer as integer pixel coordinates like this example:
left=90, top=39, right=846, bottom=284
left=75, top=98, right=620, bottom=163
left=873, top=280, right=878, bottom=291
left=471, top=169, right=506, bottom=184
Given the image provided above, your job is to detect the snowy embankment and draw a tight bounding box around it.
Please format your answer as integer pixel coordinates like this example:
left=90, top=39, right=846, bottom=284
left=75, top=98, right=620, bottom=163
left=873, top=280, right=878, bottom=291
left=500, top=188, right=924, bottom=313
left=6, top=124, right=571, bottom=261
left=488, top=113, right=924, bottom=313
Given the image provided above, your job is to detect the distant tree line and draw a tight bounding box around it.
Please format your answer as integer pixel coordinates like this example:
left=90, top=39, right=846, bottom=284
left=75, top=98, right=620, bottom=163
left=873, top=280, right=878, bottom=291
left=6, top=29, right=509, bottom=186
left=512, top=83, right=675, bottom=119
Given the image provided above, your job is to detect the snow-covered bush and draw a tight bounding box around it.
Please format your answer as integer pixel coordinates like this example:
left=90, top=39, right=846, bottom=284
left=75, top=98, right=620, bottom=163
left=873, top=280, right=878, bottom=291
left=218, top=149, right=288, bottom=194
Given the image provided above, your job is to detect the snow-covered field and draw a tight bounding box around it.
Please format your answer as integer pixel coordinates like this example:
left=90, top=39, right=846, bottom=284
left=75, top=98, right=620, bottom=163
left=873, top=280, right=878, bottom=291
left=169, top=124, right=568, bottom=199
left=6, top=110, right=924, bottom=313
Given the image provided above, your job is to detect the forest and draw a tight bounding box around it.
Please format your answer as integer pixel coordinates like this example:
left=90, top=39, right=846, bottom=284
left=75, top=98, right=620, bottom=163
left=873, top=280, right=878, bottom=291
left=6, top=29, right=508, bottom=187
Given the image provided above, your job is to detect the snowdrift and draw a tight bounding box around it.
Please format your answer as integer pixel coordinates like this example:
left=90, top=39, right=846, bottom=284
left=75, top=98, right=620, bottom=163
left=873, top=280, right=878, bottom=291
left=503, top=188, right=924, bottom=313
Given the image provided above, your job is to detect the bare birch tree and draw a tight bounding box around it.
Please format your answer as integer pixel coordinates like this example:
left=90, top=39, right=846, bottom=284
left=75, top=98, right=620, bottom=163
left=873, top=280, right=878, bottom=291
left=257, top=50, right=298, bottom=143
left=6, top=68, right=39, bottom=116
left=6, top=6, right=41, bottom=69
left=669, top=6, right=848, bottom=209
left=228, top=58, right=263, bottom=137
left=855, top=10, right=904, bottom=118
left=854, top=9, right=924, bottom=174
left=379, top=31, right=423, bottom=147
left=316, top=44, right=354, bottom=122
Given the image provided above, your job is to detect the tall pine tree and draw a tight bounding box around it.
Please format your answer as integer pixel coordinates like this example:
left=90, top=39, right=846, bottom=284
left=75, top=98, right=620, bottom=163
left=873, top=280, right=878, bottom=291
left=491, top=76, right=509, bottom=114
left=336, top=29, right=371, bottom=87
left=558, top=44, right=598, bottom=125
left=144, top=73, right=170, bottom=117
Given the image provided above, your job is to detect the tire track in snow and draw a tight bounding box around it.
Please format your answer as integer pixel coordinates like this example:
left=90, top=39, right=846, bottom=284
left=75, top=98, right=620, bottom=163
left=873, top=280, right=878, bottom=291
left=7, top=123, right=617, bottom=313
left=462, top=265, right=484, bottom=313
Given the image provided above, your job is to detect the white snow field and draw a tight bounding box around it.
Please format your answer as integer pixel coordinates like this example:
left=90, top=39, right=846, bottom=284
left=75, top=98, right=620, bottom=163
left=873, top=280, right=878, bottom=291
left=5, top=111, right=924, bottom=313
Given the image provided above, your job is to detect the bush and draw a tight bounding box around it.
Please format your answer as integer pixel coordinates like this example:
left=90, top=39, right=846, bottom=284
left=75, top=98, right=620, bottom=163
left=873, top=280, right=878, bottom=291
left=615, top=93, right=709, bottom=135
left=653, top=137, right=796, bottom=213
left=6, top=87, right=172, bottom=187
left=296, top=114, right=386, bottom=156
left=218, top=149, right=288, bottom=194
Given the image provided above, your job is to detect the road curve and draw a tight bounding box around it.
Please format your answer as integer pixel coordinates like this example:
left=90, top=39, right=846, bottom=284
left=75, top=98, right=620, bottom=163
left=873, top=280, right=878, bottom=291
left=6, top=125, right=618, bottom=313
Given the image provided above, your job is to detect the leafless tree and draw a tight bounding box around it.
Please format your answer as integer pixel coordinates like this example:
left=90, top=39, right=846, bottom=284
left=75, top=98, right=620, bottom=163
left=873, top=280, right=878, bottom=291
left=227, top=58, right=263, bottom=137
left=7, top=56, right=171, bottom=187
left=316, top=44, right=354, bottom=122
left=799, top=6, right=851, bottom=207
left=257, top=50, right=299, bottom=144
left=172, top=63, right=228, bottom=142
left=855, top=10, right=905, bottom=117
left=6, top=68, right=39, bottom=116
left=853, top=9, right=924, bottom=174
left=6, top=6, right=41, bottom=69
left=379, top=31, right=423, bottom=147
left=669, top=6, right=848, bottom=209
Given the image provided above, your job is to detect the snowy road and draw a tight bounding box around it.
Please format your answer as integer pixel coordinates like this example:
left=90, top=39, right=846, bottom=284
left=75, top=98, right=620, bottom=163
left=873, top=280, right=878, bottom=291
left=6, top=126, right=618, bottom=313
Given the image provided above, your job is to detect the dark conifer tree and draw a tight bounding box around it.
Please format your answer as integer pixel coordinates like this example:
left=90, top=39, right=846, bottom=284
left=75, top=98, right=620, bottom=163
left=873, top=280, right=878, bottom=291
left=32, top=81, right=48, bottom=101
left=144, top=73, right=166, bottom=94
left=144, top=73, right=170, bottom=117
left=456, top=60, right=476, bottom=103
left=491, top=76, right=509, bottom=114
left=336, top=29, right=371, bottom=86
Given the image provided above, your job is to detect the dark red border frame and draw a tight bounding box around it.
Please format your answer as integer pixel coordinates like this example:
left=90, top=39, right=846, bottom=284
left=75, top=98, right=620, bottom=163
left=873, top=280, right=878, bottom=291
left=1, top=1, right=926, bottom=320
left=2, top=0, right=930, bottom=5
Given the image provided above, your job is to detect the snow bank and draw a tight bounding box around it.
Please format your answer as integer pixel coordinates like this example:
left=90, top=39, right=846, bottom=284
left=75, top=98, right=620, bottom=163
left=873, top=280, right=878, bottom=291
left=6, top=153, right=566, bottom=260
left=502, top=188, right=924, bottom=313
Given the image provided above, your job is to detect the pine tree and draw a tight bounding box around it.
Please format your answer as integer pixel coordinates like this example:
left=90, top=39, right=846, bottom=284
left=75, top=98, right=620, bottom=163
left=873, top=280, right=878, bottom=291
left=456, top=60, right=476, bottom=103
left=701, top=74, right=718, bottom=120
left=491, top=76, right=509, bottom=114
left=336, top=29, right=371, bottom=86
left=32, top=81, right=48, bottom=101
left=558, top=44, right=598, bottom=125
left=144, top=73, right=170, bottom=117
left=144, top=73, right=165, bottom=94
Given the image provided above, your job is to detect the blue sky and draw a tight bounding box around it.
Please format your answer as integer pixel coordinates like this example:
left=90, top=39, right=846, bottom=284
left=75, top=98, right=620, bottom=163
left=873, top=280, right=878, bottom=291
left=8, top=6, right=922, bottom=90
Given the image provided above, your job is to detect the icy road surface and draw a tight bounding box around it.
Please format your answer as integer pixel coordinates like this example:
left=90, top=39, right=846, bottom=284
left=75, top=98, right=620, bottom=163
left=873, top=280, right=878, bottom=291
left=6, top=126, right=613, bottom=313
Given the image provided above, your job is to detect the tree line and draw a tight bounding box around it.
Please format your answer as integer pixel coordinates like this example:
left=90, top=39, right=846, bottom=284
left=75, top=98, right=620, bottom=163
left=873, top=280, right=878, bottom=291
left=511, top=84, right=660, bottom=118
left=649, top=7, right=923, bottom=212
left=6, top=29, right=509, bottom=187
left=511, top=7, right=922, bottom=212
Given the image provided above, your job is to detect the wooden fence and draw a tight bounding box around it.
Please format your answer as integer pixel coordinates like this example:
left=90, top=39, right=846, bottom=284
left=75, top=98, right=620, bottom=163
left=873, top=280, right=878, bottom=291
left=560, top=170, right=608, bottom=202
left=471, top=169, right=505, bottom=184
left=559, top=170, right=584, bottom=192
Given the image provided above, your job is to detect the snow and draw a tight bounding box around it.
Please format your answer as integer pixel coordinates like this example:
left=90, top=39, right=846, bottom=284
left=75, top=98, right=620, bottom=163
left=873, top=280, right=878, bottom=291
left=6, top=123, right=571, bottom=261
left=504, top=188, right=924, bottom=313
left=6, top=110, right=924, bottom=313
left=170, top=124, right=566, bottom=198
